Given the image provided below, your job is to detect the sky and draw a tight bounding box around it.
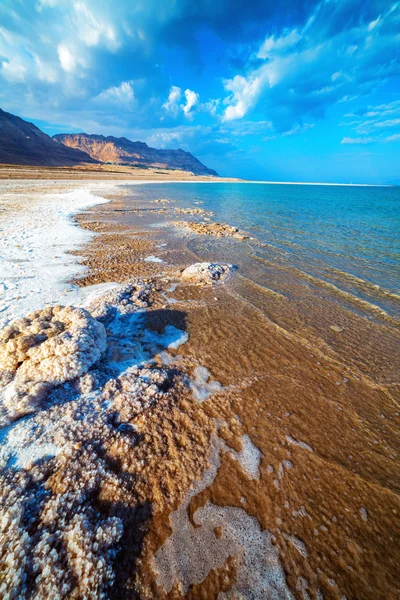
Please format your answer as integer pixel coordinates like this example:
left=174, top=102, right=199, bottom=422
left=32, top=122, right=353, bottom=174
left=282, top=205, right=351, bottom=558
left=0, top=0, right=399, bottom=183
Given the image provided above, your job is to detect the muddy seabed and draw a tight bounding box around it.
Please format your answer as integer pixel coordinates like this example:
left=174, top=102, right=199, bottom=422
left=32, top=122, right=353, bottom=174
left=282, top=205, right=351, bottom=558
left=2, top=185, right=399, bottom=600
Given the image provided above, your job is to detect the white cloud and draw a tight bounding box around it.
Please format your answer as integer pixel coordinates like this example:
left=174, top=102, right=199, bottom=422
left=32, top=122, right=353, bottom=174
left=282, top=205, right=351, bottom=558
left=73, top=1, right=119, bottom=50
left=201, top=98, right=220, bottom=115
left=341, top=137, right=374, bottom=144
left=96, top=81, right=135, bottom=105
left=181, top=89, right=199, bottom=118
left=374, top=118, right=400, bottom=129
left=282, top=123, right=314, bottom=136
left=162, top=86, right=199, bottom=119
left=162, top=86, right=182, bottom=116
left=57, top=43, right=78, bottom=72
left=367, top=16, right=381, bottom=31
left=222, top=74, right=262, bottom=121
left=257, top=28, right=301, bottom=60
left=35, top=55, right=58, bottom=83
left=1, top=57, right=27, bottom=82
left=221, top=1, right=400, bottom=128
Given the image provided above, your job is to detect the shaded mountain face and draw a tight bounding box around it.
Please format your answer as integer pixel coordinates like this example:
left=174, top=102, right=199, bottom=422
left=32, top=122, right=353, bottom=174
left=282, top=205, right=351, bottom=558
left=53, top=133, right=218, bottom=176
left=0, top=109, right=96, bottom=166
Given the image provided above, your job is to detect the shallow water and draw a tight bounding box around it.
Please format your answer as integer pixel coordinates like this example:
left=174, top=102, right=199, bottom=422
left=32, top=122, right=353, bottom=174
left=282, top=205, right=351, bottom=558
left=1, top=180, right=398, bottom=600
left=124, top=182, right=400, bottom=319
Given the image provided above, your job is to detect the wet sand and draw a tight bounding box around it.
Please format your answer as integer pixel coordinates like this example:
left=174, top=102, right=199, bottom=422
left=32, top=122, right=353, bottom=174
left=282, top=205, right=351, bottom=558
left=0, top=181, right=399, bottom=599
left=71, top=186, right=399, bottom=599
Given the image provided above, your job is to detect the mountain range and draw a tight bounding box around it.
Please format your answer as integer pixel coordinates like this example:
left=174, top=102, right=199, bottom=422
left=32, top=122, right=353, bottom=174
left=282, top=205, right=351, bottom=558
left=0, top=108, right=217, bottom=176
left=53, top=133, right=218, bottom=176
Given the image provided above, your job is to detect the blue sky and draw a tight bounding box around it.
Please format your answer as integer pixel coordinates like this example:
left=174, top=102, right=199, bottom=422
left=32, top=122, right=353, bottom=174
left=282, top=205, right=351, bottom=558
left=0, top=0, right=399, bottom=183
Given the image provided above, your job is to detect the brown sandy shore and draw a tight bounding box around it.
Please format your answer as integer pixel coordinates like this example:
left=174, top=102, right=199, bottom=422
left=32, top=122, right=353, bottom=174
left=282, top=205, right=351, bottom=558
left=0, top=163, right=240, bottom=181
left=0, top=179, right=399, bottom=600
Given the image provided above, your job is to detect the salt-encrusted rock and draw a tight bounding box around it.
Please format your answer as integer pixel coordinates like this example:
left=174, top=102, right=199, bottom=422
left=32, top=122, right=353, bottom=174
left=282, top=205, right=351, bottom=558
left=0, top=305, right=106, bottom=422
left=181, top=262, right=236, bottom=285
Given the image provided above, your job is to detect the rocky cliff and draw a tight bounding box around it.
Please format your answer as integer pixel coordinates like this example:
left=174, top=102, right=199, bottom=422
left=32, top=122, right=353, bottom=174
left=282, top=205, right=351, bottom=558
left=53, top=133, right=218, bottom=176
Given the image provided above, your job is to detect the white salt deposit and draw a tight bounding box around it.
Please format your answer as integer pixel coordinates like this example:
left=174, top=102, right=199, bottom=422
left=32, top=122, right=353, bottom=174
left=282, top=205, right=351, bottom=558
left=153, top=434, right=293, bottom=599
left=181, top=262, right=236, bottom=285
left=188, top=366, right=222, bottom=402
left=285, top=435, right=313, bottom=452
left=282, top=533, right=308, bottom=558
left=0, top=305, right=107, bottom=426
left=106, top=312, right=188, bottom=373
left=0, top=181, right=117, bottom=328
left=229, top=434, right=262, bottom=480
left=144, top=255, right=164, bottom=263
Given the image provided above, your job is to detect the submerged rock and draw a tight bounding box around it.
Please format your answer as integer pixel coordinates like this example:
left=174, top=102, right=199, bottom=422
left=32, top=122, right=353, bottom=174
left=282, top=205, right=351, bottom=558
left=0, top=305, right=106, bottom=423
left=172, top=220, right=247, bottom=239
left=181, top=262, right=236, bottom=285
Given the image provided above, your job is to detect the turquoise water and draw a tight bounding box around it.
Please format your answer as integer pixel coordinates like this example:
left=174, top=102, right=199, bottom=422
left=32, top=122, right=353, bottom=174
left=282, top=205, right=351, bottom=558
left=130, top=183, right=400, bottom=318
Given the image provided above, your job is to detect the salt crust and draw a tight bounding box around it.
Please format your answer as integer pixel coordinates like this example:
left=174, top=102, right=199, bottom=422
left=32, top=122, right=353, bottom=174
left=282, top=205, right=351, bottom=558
left=229, top=433, right=262, bottom=480
left=188, top=366, right=223, bottom=402
left=0, top=306, right=106, bottom=426
left=0, top=182, right=116, bottom=330
left=181, top=262, right=236, bottom=285
left=153, top=434, right=293, bottom=599
left=0, top=280, right=187, bottom=598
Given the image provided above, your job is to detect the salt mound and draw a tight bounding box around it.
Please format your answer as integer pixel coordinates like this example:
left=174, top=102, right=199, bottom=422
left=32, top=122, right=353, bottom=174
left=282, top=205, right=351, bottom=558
left=87, top=280, right=152, bottom=324
left=181, top=262, right=236, bottom=285
left=0, top=305, right=106, bottom=423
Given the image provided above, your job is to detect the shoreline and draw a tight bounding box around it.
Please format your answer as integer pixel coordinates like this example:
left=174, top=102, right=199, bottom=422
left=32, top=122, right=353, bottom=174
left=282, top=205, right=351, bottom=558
left=0, top=179, right=399, bottom=599
left=0, top=164, right=393, bottom=186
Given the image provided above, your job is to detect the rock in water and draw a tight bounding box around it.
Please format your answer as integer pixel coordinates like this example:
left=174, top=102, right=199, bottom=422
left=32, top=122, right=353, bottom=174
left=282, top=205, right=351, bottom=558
left=181, top=262, right=236, bottom=284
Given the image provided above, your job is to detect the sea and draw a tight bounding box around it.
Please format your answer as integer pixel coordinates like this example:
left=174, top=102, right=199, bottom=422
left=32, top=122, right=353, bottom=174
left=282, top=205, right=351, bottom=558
left=126, top=182, right=400, bottom=320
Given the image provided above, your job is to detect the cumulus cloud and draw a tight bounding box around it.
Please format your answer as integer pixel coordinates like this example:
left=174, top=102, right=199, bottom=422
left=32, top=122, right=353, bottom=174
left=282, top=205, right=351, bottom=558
left=162, top=86, right=182, bottom=116
left=162, top=86, right=199, bottom=119
left=181, top=89, right=199, bottom=118
left=222, top=75, right=262, bottom=121
left=96, top=81, right=135, bottom=106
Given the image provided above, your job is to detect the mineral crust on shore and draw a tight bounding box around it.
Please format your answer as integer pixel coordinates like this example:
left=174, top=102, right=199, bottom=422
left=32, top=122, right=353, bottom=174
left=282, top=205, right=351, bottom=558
left=181, top=262, right=236, bottom=285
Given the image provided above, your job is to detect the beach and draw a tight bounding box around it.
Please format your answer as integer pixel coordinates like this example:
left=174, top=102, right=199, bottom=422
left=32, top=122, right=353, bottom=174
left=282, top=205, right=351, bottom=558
left=0, top=179, right=399, bottom=600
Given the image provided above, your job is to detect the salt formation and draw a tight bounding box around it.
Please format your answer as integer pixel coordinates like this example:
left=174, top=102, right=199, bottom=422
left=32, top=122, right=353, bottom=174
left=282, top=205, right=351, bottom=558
left=153, top=435, right=293, bottom=599
left=86, top=280, right=152, bottom=323
left=0, top=361, right=176, bottom=598
left=188, top=365, right=223, bottom=402
left=229, top=434, right=262, bottom=480
left=0, top=306, right=106, bottom=425
left=0, top=277, right=193, bottom=598
left=181, top=262, right=236, bottom=285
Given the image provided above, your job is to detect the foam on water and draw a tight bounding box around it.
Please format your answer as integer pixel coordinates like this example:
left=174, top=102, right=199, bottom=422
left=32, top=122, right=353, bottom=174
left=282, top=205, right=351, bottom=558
left=188, top=366, right=222, bottom=402
left=229, top=434, right=262, bottom=480
left=144, top=255, right=164, bottom=263
left=153, top=434, right=293, bottom=598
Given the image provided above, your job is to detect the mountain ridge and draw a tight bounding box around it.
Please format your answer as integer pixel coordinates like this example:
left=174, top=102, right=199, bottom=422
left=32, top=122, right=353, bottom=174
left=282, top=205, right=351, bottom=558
left=0, top=109, right=96, bottom=167
left=53, top=132, right=218, bottom=176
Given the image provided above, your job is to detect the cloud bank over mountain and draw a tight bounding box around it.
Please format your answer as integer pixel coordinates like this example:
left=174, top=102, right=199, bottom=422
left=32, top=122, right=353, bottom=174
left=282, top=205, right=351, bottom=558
left=0, top=0, right=399, bottom=182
